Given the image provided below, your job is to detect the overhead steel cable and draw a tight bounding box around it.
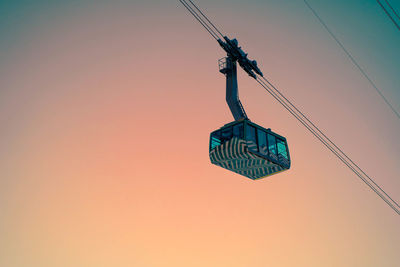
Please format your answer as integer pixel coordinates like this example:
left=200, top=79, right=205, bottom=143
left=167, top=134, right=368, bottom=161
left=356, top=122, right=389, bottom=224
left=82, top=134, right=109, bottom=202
left=256, top=77, right=400, bottom=214
left=186, top=0, right=225, bottom=39
left=377, top=0, right=400, bottom=31
left=258, top=74, right=400, bottom=210
left=178, top=0, right=400, bottom=215
left=384, top=0, right=400, bottom=21
left=256, top=78, right=400, bottom=215
left=303, top=0, right=400, bottom=120
left=179, top=0, right=219, bottom=40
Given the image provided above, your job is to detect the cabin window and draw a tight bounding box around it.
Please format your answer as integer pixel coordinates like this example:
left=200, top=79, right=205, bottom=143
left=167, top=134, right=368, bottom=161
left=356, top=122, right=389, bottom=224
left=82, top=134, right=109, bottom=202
left=277, top=138, right=288, bottom=159
left=221, top=126, right=232, bottom=141
left=257, top=129, right=268, bottom=155
left=233, top=123, right=244, bottom=138
left=246, top=125, right=258, bottom=152
left=210, top=131, right=222, bottom=150
left=267, top=134, right=277, bottom=155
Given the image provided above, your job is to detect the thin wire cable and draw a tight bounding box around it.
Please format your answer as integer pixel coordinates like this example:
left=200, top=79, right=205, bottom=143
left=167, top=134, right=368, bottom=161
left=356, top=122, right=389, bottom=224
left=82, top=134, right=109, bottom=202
left=178, top=0, right=400, bottom=215
left=186, top=0, right=225, bottom=39
left=377, top=0, right=400, bottom=30
left=258, top=76, right=400, bottom=211
left=259, top=75, right=400, bottom=209
left=257, top=80, right=397, bottom=212
left=304, top=0, right=400, bottom=120
left=179, top=0, right=219, bottom=40
left=384, top=0, right=400, bottom=21
left=179, top=0, right=219, bottom=39
left=256, top=78, right=400, bottom=215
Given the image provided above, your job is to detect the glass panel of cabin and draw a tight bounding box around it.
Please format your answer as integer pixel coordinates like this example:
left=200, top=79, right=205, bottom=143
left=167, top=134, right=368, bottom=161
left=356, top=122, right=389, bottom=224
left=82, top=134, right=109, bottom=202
left=277, top=138, right=288, bottom=159
left=221, top=126, right=232, bottom=142
left=267, top=134, right=277, bottom=155
left=257, top=129, right=268, bottom=155
left=233, top=123, right=244, bottom=139
left=246, top=125, right=258, bottom=152
left=210, top=131, right=222, bottom=150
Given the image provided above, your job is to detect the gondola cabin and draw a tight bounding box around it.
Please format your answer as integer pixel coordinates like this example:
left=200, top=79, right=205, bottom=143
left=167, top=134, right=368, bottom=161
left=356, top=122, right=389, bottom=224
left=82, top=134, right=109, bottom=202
left=209, top=119, right=290, bottom=180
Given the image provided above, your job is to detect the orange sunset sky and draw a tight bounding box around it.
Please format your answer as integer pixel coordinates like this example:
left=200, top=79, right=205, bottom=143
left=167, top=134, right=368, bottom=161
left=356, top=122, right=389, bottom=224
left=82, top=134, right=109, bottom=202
left=1, top=1, right=399, bottom=266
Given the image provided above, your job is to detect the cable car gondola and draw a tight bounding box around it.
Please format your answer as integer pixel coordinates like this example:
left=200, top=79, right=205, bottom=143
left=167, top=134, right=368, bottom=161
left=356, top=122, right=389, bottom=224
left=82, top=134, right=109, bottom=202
left=209, top=38, right=291, bottom=180
left=210, top=119, right=290, bottom=180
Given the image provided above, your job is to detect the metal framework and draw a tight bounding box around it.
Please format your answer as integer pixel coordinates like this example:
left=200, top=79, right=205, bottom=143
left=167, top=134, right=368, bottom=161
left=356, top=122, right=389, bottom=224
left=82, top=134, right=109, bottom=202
left=217, top=36, right=263, bottom=121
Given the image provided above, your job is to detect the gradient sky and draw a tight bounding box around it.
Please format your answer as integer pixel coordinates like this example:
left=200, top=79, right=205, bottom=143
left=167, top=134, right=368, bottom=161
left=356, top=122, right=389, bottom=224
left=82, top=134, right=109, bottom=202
left=1, top=1, right=399, bottom=266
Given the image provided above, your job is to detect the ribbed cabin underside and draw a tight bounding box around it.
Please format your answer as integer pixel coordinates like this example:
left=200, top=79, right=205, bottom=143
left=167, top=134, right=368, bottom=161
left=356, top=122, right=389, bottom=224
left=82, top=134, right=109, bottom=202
left=209, top=137, right=288, bottom=180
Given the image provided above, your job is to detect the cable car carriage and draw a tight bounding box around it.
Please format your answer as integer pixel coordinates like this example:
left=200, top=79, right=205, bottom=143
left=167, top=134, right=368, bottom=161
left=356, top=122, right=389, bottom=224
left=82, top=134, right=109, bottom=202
left=209, top=119, right=290, bottom=179
left=209, top=37, right=291, bottom=180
